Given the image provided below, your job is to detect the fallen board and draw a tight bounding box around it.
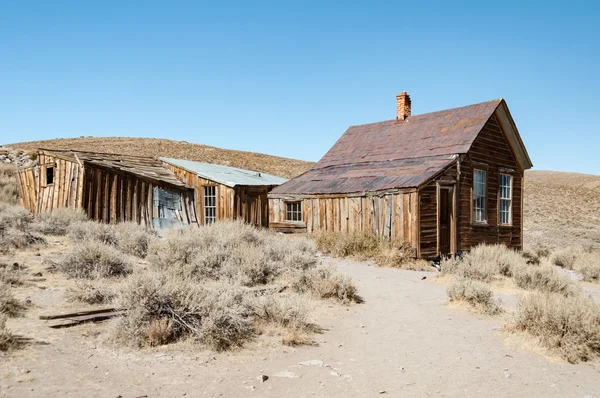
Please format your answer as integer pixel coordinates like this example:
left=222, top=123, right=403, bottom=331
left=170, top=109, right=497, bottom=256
left=39, top=307, right=123, bottom=320
left=47, top=310, right=127, bottom=328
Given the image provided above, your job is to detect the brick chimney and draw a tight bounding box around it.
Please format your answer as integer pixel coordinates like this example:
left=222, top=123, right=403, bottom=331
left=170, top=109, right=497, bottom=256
left=396, top=92, right=411, bottom=121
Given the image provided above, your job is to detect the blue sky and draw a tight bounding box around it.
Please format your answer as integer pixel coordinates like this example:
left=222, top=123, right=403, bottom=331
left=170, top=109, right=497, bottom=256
left=1, top=1, right=598, bottom=174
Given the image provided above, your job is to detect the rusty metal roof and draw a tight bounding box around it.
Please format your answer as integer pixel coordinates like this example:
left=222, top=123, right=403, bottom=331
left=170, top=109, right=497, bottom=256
left=272, top=99, right=502, bottom=195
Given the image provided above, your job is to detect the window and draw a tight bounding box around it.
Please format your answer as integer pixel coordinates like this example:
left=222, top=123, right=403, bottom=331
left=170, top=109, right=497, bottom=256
left=285, top=202, right=302, bottom=221
left=499, top=174, right=512, bottom=225
left=204, top=186, right=217, bottom=224
left=473, top=169, right=487, bottom=223
left=46, top=166, right=54, bottom=185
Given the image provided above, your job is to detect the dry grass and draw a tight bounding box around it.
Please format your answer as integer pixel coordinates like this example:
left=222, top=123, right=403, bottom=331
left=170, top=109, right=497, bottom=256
left=292, top=264, right=359, bottom=303
left=66, top=280, right=117, bottom=305
left=0, top=314, right=20, bottom=352
left=313, top=231, right=429, bottom=270
left=30, top=207, right=88, bottom=236
left=550, top=246, right=600, bottom=284
left=0, top=203, right=33, bottom=230
left=113, top=274, right=254, bottom=351
left=0, top=264, right=24, bottom=286
left=0, top=164, right=19, bottom=204
left=0, top=228, right=46, bottom=254
left=9, top=137, right=314, bottom=179
left=447, top=278, right=503, bottom=315
left=508, top=293, right=600, bottom=363
left=0, top=283, right=26, bottom=317
left=512, top=265, right=578, bottom=297
left=441, top=244, right=528, bottom=281
left=69, top=221, right=157, bottom=258
left=524, top=170, right=600, bottom=250
left=59, top=241, right=132, bottom=279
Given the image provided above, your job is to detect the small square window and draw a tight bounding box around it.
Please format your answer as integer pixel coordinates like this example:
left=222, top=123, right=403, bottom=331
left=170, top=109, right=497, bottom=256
left=285, top=202, right=302, bottom=222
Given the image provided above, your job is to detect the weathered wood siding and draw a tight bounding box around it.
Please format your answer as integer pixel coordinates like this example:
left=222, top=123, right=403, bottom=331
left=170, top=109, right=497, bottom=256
left=81, top=164, right=196, bottom=227
left=34, top=153, right=85, bottom=214
left=16, top=166, right=39, bottom=213
left=165, top=163, right=270, bottom=227
left=458, top=114, right=523, bottom=250
left=269, top=190, right=419, bottom=250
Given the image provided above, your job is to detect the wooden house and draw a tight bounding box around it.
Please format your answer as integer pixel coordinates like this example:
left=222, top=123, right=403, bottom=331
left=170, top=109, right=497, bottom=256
left=268, top=93, right=533, bottom=258
left=16, top=149, right=197, bottom=228
left=160, top=158, right=287, bottom=227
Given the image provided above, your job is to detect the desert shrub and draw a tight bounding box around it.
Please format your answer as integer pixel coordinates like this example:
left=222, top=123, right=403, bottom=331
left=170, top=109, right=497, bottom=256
left=441, top=244, right=528, bottom=281
left=292, top=264, right=358, bottom=303
left=30, top=207, right=87, bottom=235
left=149, top=221, right=318, bottom=287
left=0, top=203, right=33, bottom=230
left=521, top=244, right=551, bottom=265
left=0, top=314, right=20, bottom=352
left=551, top=246, right=588, bottom=270
left=577, top=252, right=600, bottom=283
left=114, top=274, right=254, bottom=350
left=0, top=164, right=18, bottom=204
left=0, top=227, right=46, bottom=253
left=0, top=283, right=26, bottom=317
left=114, top=222, right=157, bottom=258
left=59, top=241, right=132, bottom=279
left=253, top=293, right=313, bottom=330
left=69, top=221, right=157, bottom=258
left=510, top=293, right=600, bottom=363
left=0, top=264, right=24, bottom=286
left=512, top=265, right=578, bottom=297
left=66, top=280, right=117, bottom=304
left=447, top=278, right=503, bottom=315
left=68, top=221, right=118, bottom=245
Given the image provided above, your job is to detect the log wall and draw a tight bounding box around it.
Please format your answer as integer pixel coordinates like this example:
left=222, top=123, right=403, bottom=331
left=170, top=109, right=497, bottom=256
left=35, top=153, right=85, bottom=214
left=458, top=114, right=523, bottom=250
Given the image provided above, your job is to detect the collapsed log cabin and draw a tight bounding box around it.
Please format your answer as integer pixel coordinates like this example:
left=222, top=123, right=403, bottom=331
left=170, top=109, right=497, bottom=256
left=269, top=93, right=533, bottom=258
left=160, top=158, right=287, bottom=227
left=16, top=149, right=197, bottom=228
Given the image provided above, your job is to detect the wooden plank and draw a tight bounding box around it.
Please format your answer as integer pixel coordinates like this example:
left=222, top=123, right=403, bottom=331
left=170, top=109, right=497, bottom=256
left=110, top=174, right=118, bottom=224
left=40, top=307, right=122, bottom=320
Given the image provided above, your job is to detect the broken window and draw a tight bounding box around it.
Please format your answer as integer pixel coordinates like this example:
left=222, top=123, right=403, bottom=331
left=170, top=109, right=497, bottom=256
left=473, top=169, right=486, bottom=223
left=285, top=201, right=302, bottom=222
left=499, top=174, right=512, bottom=225
left=46, top=166, right=54, bottom=185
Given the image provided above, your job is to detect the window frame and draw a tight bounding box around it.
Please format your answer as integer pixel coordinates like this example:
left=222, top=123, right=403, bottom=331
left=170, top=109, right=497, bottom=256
left=42, top=163, right=56, bottom=187
left=203, top=185, right=217, bottom=225
left=471, top=168, right=488, bottom=224
left=498, top=173, right=513, bottom=226
left=285, top=201, right=303, bottom=222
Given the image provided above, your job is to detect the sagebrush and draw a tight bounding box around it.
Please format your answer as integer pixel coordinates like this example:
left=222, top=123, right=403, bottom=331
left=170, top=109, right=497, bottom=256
left=59, top=241, right=132, bottom=279
left=0, top=164, right=18, bottom=205
left=0, top=314, right=20, bottom=352
left=509, top=293, right=600, bottom=363
left=447, top=278, right=503, bottom=315
left=30, top=207, right=87, bottom=235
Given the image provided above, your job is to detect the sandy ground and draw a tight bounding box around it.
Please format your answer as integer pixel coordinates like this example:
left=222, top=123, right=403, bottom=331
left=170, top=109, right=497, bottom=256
left=1, top=251, right=600, bottom=398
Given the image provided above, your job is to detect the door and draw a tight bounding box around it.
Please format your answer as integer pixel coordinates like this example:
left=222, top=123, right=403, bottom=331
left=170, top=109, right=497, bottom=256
left=439, top=188, right=452, bottom=255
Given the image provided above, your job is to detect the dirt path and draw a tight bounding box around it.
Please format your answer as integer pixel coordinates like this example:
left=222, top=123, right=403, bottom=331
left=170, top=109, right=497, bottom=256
left=2, top=257, right=599, bottom=397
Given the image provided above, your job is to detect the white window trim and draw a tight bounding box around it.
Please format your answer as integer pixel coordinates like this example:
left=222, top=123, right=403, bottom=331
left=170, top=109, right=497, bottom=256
left=499, top=173, right=513, bottom=226
left=203, top=186, right=217, bottom=224
left=285, top=201, right=303, bottom=222
left=472, top=168, right=487, bottom=224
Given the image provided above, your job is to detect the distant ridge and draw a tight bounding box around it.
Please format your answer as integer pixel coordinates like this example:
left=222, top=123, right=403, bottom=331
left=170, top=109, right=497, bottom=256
left=7, top=137, right=315, bottom=179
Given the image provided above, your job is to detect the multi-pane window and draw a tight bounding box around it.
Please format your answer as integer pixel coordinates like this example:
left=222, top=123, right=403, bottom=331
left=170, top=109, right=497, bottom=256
left=286, top=202, right=302, bottom=221
left=473, top=169, right=487, bottom=223
left=499, top=174, right=512, bottom=225
left=204, top=186, right=217, bottom=224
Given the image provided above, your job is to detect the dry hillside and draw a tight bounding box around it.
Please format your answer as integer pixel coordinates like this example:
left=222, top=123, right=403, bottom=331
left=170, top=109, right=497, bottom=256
left=7, top=137, right=315, bottom=179
left=524, top=170, right=600, bottom=249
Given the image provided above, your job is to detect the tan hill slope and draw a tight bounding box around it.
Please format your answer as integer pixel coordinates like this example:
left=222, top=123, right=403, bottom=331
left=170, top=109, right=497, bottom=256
left=524, top=170, right=600, bottom=249
left=8, top=137, right=315, bottom=179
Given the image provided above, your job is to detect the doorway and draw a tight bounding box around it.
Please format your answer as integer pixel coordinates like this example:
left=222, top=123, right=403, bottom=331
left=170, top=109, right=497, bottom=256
left=438, top=187, right=453, bottom=256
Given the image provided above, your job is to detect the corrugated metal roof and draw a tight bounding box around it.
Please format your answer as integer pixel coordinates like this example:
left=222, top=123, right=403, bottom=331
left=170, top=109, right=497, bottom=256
left=272, top=99, right=502, bottom=195
left=160, top=158, right=288, bottom=188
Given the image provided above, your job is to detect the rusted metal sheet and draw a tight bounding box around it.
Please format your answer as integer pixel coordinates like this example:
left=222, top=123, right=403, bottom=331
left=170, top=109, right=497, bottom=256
left=272, top=99, right=502, bottom=194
